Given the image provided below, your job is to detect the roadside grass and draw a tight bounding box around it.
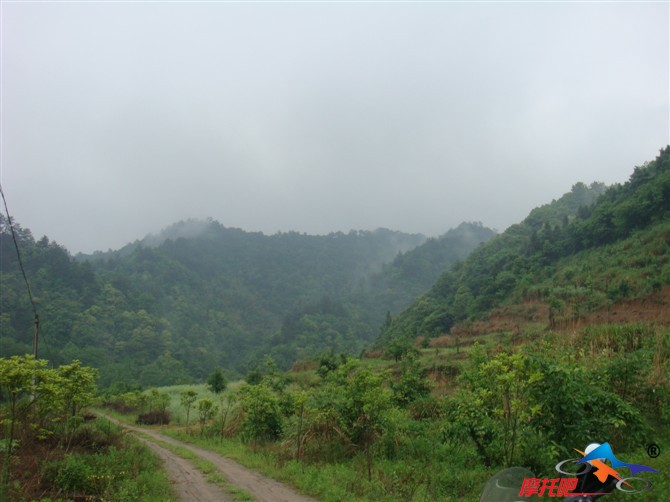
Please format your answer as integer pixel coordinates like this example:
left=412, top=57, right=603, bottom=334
left=160, top=430, right=369, bottom=501
left=160, top=429, right=492, bottom=501
left=111, top=408, right=669, bottom=502
left=106, top=440, right=177, bottom=502
left=38, top=417, right=176, bottom=502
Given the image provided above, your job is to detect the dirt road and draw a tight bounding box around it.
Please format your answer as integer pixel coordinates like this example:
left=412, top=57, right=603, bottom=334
left=101, top=414, right=318, bottom=502
left=132, top=434, right=234, bottom=502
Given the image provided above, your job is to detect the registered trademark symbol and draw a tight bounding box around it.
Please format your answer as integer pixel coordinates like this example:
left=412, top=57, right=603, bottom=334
left=647, top=443, right=660, bottom=458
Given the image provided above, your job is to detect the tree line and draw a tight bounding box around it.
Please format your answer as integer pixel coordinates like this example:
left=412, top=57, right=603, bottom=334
left=0, top=213, right=492, bottom=388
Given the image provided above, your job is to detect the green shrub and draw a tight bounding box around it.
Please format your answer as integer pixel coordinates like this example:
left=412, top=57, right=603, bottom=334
left=42, top=438, right=173, bottom=501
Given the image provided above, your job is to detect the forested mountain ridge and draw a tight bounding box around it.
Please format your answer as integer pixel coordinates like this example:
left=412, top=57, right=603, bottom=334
left=263, top=222, right=496, bottom=364
left=90, top=221, right=427, bottom=316
left=0, top=217, right=492, bottom=387
left=382, top=146, right=670, bottom=343
left=7, top=147, right=667, bottom=389
left=360, top=222, right=497, bottom=314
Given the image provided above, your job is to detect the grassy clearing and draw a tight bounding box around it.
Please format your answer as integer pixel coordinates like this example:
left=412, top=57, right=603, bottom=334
left=148, top=381, right=245, bottom=425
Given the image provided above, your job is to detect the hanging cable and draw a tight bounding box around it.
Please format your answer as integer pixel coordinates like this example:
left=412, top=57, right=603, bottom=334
left=0, top=183, right=40, bottom=357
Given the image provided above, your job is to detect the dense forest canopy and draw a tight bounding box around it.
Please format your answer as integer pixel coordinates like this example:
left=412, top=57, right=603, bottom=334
left=0, top=216, right=492, bottom=388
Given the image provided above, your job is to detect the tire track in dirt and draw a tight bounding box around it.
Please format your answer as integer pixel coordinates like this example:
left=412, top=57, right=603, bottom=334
left=133, top=434, right=234, bottom=502
left=100, top=413, right=318, bottom=502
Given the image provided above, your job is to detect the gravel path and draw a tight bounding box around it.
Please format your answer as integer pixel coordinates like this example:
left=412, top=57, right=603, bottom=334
left=100, top=413, right=318, bottom=502
left=133, top=434, right=234, bottom=502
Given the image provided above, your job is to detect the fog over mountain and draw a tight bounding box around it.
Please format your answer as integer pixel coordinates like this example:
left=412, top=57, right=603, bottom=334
left=2, top=2, right=668, bottom=253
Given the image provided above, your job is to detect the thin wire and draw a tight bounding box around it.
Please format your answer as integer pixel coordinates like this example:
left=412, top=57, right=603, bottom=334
left=0, top=184, right=38, bottom=318
left=0, top=187, right=52, bottom=364
left=0, top=185, right=58, bottom=366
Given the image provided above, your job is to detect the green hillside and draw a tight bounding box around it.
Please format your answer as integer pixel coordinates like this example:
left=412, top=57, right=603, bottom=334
left=262, top=222, right=496, bottom=365
left=383, top=146, right=670, bottom=343
left=0, top=218, right=492, bottom=387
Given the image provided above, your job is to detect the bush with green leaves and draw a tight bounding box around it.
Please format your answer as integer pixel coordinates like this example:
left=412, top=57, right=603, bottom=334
left=391, top=353, right=433, bottom=407
left=145, top=388, right=171, bottom=412
left=0, top=356, right=98, bottom=498
left=238, top=384, right=283, bottom=443
left=179, top=389, right=198, bottom=426
left=196, top=398, right=217, bottom=435
left=207, top=369, right=227, bottom=394
left=444, top=347, right=543, bottom=468
left=42, top=426, right=172, bottom=501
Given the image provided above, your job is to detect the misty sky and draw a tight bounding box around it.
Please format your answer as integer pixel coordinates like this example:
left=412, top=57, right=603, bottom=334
left=1, top=1, right=668, bottom=254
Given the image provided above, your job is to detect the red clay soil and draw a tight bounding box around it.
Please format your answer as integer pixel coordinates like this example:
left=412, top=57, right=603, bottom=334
left=577, top=285, right=670, bottom=326
left=435, top=285, right=670, bottom=343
